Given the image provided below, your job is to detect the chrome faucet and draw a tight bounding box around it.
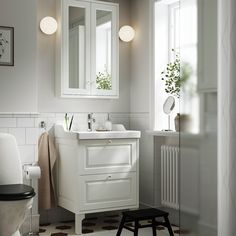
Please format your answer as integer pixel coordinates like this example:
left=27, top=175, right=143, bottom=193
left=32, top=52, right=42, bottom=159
left=87, top=113, right=95, bottom=131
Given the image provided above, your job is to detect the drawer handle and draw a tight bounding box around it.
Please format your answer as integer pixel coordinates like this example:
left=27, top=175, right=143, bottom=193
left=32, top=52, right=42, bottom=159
left=108, top=140, right=112, bottom=144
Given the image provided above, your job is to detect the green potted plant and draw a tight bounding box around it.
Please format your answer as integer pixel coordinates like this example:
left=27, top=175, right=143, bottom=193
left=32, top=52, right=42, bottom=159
left=161, top=49, right=193, bottom=98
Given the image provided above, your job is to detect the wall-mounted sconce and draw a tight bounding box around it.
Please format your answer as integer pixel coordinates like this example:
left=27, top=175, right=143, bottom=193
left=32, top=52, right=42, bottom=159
left=40, top=16, right=58, bottom=35
left=119, top=25, right=135, bottom=42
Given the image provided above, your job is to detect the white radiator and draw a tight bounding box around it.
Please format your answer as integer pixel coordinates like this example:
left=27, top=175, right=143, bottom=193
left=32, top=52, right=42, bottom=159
left=161, top=145, right=179, bottom=209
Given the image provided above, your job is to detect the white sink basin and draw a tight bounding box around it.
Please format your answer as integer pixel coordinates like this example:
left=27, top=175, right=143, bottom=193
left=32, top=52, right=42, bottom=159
left=54, top=125, right=141, bottom=140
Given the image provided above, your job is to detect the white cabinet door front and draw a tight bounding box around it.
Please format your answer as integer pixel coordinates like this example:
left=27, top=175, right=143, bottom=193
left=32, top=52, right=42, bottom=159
left=79, top=173, right=137, bottom=211
left=91, top=2, right=119, bottom=97
left=78, top=139, right=137, bottom=174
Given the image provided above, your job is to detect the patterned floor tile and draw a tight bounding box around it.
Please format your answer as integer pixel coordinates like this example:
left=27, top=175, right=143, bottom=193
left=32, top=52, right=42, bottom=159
left=39, top=212, right=182, bottom=236
left=56, top=226, right=72, bottom=230
left=82, top=229, right=94, bottom=234
left=82, top=222, right=96, bottom=227
left=51, top=233, right=68, bottom=236
left=102, top=225, right=118, bottom=230
left=103, top=219, right=119, bottom=224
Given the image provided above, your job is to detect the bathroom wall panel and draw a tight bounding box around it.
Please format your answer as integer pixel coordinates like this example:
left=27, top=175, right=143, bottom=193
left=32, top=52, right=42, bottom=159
left=0, top=0, right=38, bottom=112
left=0, top=114, right=39, bottom=163
left=17, top=118, right=35, bottom=128
left=130, top=113, right=155, bottom=207
left=129, top=0, right=155, bottom=208
left=130, top=0, right=151, bottom=113
left=0, top=118, right=17, bottom=128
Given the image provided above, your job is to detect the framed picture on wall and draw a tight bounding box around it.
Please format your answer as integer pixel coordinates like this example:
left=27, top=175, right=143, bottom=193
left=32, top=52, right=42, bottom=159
left=0, top=26, right=14, bottom=66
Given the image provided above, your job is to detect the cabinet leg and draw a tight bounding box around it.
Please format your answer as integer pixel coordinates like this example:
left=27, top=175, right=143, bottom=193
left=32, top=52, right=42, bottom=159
left=75, top=214, right=85, bottom=235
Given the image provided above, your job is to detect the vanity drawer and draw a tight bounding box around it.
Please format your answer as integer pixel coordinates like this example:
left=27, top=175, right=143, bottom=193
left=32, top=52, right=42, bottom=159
left=78, top=139, right=138, bottom=174
left=78, top=172, right=138, bottom=211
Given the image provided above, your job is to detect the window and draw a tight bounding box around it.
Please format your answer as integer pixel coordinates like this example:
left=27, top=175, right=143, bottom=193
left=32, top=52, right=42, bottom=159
left=153, top=0, right=199, bottom=133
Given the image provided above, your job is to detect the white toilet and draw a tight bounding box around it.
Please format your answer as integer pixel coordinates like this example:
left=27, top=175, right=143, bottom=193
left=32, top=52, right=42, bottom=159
left=0, top=133, right=35, bottom=236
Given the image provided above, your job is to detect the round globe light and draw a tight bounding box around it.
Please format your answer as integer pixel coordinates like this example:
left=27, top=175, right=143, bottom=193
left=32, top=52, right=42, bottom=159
left=119, top=25, right=135, bottom=42
left=40, top=17, right=58, bottom=35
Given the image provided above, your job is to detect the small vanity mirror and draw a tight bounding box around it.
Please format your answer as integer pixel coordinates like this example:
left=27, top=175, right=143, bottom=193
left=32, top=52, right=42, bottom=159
left=163, top=96, right=175, bottom=131
left=163, top=96, right=175, bottom=115
left=69, top=6, right=86, bottom=89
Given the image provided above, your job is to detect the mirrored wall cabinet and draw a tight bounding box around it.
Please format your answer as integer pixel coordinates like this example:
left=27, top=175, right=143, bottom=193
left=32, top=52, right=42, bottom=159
left=56, top=0, right=119, bottom=98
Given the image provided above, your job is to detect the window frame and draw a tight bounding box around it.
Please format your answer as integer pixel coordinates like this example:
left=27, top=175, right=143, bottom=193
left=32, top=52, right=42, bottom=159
left=150, top=0, right=180, bottom=131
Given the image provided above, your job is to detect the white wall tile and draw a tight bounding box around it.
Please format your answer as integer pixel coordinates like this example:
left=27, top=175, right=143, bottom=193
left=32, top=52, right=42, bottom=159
left=9, top=128, right=25, bottom=145
left=46, top=117, right=57, bottom=130
left=0, top=128, right=8, bottom=133
left=26, top=128, right=40, bottom=145
left=0, top=114, right=13, bottom=118
left=34, top=118, right=47, bottom=128
left=17, top=118, right=35, bottom=127
left=0, top=118, right=17, bottom=127
left=18, top=145, right=35, bottom=163
left=34, top=145, right=38, bottom=162
left=13, top=114, right=32, bottom=118
left=130, top=113, right=154, bottom=206
left=40, top=113, right=56, bottom=118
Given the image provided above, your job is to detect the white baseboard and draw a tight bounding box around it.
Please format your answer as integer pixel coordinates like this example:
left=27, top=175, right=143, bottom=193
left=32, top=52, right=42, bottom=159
left=198, top=221, right=217, bottom=236
left=139, top=201, right=156, bottom=208
left=20, top=214, right=40, bottom=234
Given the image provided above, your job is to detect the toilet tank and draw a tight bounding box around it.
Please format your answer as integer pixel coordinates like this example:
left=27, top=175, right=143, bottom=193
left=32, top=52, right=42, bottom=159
left=0, top=133, right=23, bottom=184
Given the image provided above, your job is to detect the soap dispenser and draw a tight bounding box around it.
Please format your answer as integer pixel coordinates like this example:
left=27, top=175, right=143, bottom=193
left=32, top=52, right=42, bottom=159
left=104, top=113, right=112, bottom=131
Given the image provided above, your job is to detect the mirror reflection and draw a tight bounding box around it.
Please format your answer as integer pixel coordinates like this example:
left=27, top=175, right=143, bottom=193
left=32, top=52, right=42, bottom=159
left=96, top=10, right=112, bottom=90
left=69, top=6, right=86, bottom=89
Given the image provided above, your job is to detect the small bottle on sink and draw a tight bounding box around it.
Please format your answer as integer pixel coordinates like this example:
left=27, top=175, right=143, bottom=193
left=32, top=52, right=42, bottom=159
left=104, top=113, right=112, bottom=131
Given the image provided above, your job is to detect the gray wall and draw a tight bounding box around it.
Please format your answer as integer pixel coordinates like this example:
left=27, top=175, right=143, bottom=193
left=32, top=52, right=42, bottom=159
left=130, top=0, right=151, bottom=113
left=0, top=0, right=38, bottom=112
left=0, top=0, right=132, bottom=113
left=130, top=0, right=155, bottom=206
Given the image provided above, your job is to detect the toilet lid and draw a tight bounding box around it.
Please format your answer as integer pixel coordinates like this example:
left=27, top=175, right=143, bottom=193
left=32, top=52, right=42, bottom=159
left=0, top=184, right=35, bottom=201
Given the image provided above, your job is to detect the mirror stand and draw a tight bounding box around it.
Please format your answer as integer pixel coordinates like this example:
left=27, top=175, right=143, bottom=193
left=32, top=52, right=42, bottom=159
left=162, top=96, right=175, bottom=131
left=162, top=114, right=172, bottom=131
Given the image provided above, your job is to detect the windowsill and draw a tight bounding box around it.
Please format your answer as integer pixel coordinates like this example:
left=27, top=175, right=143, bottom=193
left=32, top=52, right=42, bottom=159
left=146, top=130, right=179, bottom=137
left=146, top=130, right=202, bottom=139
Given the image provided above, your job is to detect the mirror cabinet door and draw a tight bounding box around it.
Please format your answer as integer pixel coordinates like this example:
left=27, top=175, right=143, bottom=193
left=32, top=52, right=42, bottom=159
left=64, top=0, right=90, bottom=95
left=69, top=6, right=86, bottom=89
left=91, top=3, right=119, bottom=96
left=59, top=0, right=118, bottom=98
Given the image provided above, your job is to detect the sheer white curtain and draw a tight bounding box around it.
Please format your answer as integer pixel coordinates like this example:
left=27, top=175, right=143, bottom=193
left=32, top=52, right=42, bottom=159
left=218, top=0, right=236, bottom=235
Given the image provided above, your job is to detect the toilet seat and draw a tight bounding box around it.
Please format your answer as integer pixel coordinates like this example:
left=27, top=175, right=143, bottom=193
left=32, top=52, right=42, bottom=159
left=0, top=184, right=35, bottom=201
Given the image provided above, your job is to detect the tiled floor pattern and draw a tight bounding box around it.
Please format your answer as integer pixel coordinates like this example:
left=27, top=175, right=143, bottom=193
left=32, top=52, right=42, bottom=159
left=38, top=214, right=188, bottom=236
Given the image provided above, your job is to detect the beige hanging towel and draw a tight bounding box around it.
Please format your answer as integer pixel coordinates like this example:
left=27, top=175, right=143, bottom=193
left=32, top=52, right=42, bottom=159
left=38, top=132, right=57, bottom=210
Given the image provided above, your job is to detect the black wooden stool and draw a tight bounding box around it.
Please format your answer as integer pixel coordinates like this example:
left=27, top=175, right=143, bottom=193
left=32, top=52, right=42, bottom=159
left=116, top=208, right=174, bottom=236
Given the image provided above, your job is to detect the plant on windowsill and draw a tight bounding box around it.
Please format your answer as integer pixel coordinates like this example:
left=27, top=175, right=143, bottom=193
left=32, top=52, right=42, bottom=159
left=96, top=70, right=112, bottom=90
left=161, top=49, right=194, bottom=132
left=161, top=49, right=193, bottom=99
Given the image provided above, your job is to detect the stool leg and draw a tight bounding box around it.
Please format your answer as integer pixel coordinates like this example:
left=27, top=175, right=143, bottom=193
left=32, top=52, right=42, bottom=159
left=152, top=218, right=157, bottom=236
left=164, top=216, right=174, bottom=236
left=134, top=220, right=139, bottom=236
left=116, top=215, right=126, bottom=236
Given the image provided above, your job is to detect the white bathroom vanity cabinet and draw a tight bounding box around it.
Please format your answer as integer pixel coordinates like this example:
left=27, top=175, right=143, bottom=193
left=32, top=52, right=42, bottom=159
left=54, top=125, right=140, bottom=235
